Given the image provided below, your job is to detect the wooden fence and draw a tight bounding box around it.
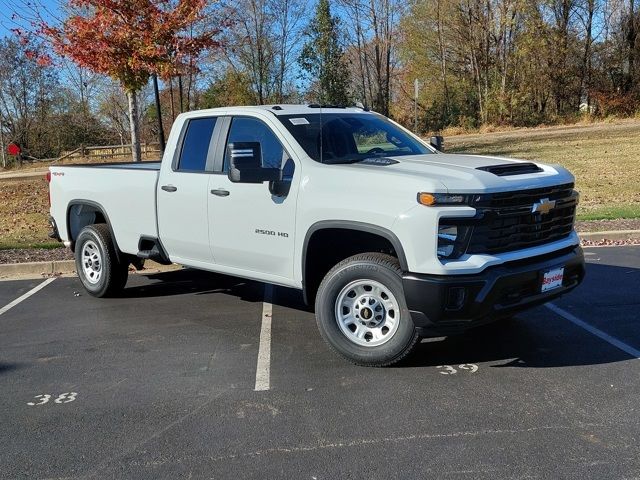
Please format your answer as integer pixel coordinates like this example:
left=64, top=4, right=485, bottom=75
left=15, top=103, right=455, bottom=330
left=56, top=143, right=162, bottom=163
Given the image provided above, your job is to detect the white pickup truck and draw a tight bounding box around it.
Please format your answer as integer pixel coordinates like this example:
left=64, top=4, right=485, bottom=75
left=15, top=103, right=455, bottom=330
left=48, top=104, right=585, bottom=366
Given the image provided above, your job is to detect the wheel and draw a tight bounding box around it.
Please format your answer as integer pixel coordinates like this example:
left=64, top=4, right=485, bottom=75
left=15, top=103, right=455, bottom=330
left=315, top=253, right=420, bottom=366
left=75, top=224, right=129, bottom=297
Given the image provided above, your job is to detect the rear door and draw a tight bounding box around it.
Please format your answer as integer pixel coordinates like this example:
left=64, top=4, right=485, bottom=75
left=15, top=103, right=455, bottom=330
left=157, top=116, right=222, bottom=265
left=207, top=115, right=299, bottom=279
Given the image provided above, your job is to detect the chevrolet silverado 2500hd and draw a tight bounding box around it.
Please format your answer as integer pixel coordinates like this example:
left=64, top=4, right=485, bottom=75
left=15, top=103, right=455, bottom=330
left=48, top=105, right=585, bottom=366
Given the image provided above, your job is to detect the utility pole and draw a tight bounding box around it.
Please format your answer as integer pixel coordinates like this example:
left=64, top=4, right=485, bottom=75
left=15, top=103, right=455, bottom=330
left=152, top=75, right=166, bottom=152
left=414, top=79, right=419, bottom=133
left=178, top=75, right=184, bottom=113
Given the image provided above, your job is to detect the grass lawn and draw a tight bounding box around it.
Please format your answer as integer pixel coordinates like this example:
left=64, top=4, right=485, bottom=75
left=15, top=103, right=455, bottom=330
left=446, top=120, right=640, bottom=220
left=0, top=177, right=58, bottom=250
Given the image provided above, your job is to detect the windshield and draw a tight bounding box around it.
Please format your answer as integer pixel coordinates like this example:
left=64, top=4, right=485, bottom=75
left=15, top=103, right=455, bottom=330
left=276, top=113, right=433, bottom=164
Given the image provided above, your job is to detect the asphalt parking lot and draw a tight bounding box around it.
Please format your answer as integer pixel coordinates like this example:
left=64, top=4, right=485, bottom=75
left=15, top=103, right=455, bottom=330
left=1, top=246, right=639, bottom=479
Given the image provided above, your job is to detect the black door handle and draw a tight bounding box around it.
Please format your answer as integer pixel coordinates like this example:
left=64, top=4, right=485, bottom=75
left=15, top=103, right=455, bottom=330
left=161, top=185, right=177, bottom=192
left=211, top=189, right=230, bottom=197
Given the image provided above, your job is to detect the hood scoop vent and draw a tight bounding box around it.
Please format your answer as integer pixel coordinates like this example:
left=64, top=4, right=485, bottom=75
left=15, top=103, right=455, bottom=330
left=358, top=157, right=399, bottom=166
left=476, top=162, right=543, bottom=176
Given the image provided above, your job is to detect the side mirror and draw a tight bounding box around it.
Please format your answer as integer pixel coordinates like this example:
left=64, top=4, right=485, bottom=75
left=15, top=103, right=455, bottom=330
left=228, top=142, right=281, bottom=184
left=430, top=135, right=444, bottom=152
left=269, top=158, right=295, bottom=197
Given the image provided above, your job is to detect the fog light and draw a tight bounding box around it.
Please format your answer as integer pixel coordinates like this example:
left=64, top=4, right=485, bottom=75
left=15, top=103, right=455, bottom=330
left=446, top=287, right=466, bottom=311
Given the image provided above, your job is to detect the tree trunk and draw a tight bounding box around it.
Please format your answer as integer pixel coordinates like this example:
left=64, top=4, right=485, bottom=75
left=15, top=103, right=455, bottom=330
left=127, top=90, right=142, bottom=163
left=0, top=115, right=6, bottom=168
left=580, top=0, right=594, bottom=107
left=626, top=0, right=637, bottom=92
left=436, top=0, right=450, bottom=121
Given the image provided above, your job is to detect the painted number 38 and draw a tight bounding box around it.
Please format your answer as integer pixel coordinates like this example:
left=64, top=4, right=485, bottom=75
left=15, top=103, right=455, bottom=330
left=27, top=393, right=78, bottom=406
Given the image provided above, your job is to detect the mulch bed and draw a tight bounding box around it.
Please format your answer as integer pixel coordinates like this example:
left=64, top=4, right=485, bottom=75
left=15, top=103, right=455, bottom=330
left=0, top=247, right=73, bottom=264
left=576, top=218, right=640, bottom=232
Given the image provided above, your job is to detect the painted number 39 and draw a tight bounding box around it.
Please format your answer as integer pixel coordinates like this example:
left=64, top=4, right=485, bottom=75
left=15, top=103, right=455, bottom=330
left=27, top=393, right=78, bottom=406
left=436, top=364, right=479, bottom=375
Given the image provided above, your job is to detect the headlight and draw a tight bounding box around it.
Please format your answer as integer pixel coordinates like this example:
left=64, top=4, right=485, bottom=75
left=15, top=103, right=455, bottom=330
left=418, top=192, right=476, bottom=206
left=437, top=223, right=471, bottom=260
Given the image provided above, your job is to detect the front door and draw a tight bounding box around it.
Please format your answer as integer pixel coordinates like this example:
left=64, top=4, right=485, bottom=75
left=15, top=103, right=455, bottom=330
left=207, top=115, right=299, bottom=280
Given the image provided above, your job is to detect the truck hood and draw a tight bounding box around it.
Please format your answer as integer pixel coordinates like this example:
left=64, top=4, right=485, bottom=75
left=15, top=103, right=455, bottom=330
left=341, top=153, right=575, bottom=193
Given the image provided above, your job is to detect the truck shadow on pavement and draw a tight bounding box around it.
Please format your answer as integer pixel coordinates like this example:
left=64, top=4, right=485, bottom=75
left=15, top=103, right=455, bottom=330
left=0, top=362, right=24, bottom=377
left=123, top=262, right=637, bottom=370
left=401, top=319, right=631, bottom=369
left=405, top=261, right=639, bottom=369
left=123, top=268, right=271, bottom=304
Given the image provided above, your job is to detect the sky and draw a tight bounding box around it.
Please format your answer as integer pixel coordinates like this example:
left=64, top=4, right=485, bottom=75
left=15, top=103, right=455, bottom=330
left=0, top=0, right=62, bottom=39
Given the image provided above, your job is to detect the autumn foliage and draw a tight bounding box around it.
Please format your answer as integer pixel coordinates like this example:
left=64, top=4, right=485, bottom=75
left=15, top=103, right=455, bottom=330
left=41, top=0, right=218, bottom=92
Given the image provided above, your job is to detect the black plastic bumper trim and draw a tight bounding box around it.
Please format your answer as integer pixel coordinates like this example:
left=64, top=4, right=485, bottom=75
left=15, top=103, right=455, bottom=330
left=402, top=246, right=585, bottom=336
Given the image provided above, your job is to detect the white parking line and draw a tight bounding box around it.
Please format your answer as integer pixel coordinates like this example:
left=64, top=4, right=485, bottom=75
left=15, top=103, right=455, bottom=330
left=254, top=284, right=273, bottom=391
left=546, top=303, right=640, bottom=359
left=0, top=278, right=56, bottom=317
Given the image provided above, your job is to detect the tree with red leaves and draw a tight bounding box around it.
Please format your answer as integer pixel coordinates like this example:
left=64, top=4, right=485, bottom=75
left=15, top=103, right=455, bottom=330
left=42, top=0, right=219, bottom=162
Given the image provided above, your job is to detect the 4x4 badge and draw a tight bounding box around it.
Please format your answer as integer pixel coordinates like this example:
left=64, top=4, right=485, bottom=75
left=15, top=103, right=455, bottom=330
left=531, top=198, right=556, bottom=215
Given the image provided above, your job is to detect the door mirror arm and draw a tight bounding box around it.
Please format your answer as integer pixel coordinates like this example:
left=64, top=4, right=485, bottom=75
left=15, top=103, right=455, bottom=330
left=269, top=178, right=290, bottom=197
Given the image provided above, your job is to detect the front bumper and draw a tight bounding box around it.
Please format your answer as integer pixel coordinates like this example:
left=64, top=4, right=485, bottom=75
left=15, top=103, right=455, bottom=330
left=403, top=245, right=585, bottom=336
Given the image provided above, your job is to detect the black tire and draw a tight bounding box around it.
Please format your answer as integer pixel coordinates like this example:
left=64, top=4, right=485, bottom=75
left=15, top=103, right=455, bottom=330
left=315, top=253, right=420, bottom=367
left=74, top=224, right=129, bottom=298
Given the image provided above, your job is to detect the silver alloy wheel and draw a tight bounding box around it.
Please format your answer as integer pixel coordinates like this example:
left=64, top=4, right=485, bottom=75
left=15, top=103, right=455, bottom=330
left=81, top=240, right=102, bottom=284
left=334, top=279, right=401, bottom=347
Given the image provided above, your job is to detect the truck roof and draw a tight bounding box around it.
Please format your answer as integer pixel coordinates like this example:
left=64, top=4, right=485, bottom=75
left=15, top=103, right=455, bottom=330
left=180, top=104, right=371, bottom=118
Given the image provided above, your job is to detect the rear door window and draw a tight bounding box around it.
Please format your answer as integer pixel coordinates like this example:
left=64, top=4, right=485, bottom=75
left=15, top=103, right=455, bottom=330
left=177, top=117, right=217, bottom=172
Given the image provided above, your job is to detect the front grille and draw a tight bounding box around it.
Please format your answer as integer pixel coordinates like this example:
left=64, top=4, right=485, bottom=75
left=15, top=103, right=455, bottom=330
left=465, top=183, right=577, bottom=254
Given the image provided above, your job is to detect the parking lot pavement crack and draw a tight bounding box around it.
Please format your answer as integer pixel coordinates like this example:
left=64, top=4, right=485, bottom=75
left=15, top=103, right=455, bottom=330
left=200, top=423, right=605, bottom=464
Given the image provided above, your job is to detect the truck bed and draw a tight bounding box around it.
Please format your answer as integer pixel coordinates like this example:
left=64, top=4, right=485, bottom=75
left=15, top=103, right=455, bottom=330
left=49, top=163, right=161, bottom=254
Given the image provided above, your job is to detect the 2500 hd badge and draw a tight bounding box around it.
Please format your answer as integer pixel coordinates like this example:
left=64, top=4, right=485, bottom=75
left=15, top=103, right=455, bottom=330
left=255, top=228, right=289, bottom=238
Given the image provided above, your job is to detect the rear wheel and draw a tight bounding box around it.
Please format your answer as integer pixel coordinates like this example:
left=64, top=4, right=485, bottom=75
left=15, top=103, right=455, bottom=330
left=75, top=224, right=128, bottom=297
left=315, top=253, right=420, bottom=366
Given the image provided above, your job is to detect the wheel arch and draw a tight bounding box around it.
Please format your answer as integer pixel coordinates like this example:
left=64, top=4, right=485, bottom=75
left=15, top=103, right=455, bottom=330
left=301, top=220, right=408, bottom=305
left=66, top=199, right=122, bottom=262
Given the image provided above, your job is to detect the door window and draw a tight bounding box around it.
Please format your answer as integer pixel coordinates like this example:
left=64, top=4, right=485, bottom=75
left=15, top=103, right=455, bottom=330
left=177, top=117, right=217, bottom=172
left=223, top=117, right=287, bottom=171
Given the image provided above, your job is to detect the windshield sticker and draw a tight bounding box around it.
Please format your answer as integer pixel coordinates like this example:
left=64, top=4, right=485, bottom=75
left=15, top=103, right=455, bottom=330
left=289, top=118, right=310, bottom=125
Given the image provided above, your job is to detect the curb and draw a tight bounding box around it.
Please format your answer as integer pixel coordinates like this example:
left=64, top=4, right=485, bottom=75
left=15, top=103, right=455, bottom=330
left=0, top=260, right=75, bottom=278
left=0, top=259, right=179, bottom=280
left=578, top=230, right=640, bottom=241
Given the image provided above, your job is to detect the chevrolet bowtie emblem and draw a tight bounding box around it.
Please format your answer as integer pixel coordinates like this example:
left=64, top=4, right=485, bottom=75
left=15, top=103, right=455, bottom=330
left=531, top=198, right=556, bottom=215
